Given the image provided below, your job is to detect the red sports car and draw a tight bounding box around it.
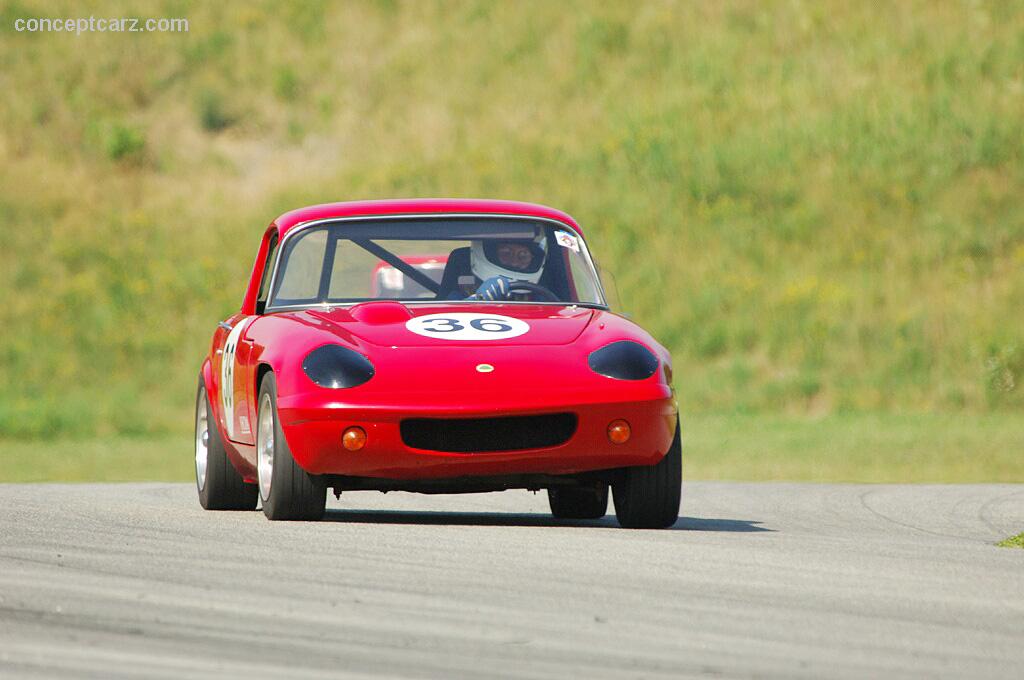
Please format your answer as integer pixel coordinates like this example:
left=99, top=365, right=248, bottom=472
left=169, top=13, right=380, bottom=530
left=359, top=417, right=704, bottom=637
left=195, top=199, right=680, bottom=528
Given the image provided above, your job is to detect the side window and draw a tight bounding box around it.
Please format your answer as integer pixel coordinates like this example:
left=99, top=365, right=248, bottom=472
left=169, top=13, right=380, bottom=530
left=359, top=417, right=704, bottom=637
left=255, top=234, right=279, bottom=314
left=272, top=229, right=329, bottom=305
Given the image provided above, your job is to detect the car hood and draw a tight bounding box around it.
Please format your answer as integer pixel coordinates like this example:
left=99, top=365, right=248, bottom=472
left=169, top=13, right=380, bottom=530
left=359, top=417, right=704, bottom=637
left=286, top=302, right=596, bottom=347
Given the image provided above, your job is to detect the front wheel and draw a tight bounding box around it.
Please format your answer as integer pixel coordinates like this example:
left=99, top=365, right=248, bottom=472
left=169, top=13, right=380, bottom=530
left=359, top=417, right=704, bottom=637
left=612, top=418, right=681, bottom=529
left=257, top=373, right=326, bottom=521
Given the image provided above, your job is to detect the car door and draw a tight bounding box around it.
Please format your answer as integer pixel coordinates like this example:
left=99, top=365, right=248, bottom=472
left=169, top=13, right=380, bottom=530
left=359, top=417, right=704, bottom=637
left=232, top=230, right=280, bottom=445
left=215, top=312, right=255, bottom=445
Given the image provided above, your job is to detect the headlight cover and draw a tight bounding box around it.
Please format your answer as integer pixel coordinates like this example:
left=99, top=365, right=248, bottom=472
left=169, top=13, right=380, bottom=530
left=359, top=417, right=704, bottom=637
left=587, top=340, right=659, bottom=381
left=302, top=344, right=375, bottom=388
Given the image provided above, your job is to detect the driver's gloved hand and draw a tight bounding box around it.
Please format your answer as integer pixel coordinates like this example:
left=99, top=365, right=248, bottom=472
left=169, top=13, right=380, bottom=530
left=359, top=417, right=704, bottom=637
left=468, top=275, right=512, bottom=301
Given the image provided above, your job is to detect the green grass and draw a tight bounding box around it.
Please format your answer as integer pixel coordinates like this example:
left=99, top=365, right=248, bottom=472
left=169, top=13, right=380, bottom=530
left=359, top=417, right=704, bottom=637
left=0, top=436, right=192, bottom=483
left=2, top=414, right=1020, bottom=484
left=0, top=1, right=1022, bottom=475
left=682, top=413, right=1024, bottom=483
left=997, top=533, right=1024, bottom=549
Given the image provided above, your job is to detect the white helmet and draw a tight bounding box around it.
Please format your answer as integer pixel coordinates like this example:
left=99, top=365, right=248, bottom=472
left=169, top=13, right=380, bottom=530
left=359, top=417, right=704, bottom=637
left=470, top=234, right=548, bottom=284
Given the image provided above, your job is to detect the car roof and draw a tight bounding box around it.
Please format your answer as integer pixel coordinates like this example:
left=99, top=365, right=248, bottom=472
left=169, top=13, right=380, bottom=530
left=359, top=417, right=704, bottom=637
left=272, top=199, right=584, bottom=238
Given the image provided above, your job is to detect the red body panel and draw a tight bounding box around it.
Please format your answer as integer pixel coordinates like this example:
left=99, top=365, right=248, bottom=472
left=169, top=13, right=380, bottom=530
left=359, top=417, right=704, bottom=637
left=307, top=303, right=593, bottom=347
left=203, top=200, right=676, bottom=487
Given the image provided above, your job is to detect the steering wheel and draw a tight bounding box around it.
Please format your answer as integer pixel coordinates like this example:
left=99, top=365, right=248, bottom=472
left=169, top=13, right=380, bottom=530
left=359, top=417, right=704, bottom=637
left=508, top=280, right=560, bottom=302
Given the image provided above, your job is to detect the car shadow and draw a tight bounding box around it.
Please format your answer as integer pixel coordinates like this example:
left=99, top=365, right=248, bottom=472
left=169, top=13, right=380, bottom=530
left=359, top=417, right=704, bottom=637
left=321, top=509, right=771, bottom=532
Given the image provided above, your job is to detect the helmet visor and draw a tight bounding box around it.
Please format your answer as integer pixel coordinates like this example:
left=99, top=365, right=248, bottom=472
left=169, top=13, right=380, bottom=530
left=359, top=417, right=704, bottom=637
left=482, top=239, right=546, bottom=274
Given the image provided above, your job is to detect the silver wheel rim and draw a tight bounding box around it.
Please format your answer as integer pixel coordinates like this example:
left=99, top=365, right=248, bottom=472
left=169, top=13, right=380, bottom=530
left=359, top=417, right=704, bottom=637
left=195, top=389, right=209, bottom=491
left=257, top=393, right=275, bottom=501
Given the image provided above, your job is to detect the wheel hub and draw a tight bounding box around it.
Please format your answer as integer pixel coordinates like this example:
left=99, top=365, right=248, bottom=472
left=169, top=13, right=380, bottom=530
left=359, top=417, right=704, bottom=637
left=195, top=390, right=209, bottom=491
left=257, top=393, right=275, bottom=501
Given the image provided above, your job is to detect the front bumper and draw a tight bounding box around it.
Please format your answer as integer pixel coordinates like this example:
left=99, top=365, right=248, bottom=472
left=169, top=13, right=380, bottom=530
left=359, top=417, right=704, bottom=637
left=276, top=389, right=677, bottom=480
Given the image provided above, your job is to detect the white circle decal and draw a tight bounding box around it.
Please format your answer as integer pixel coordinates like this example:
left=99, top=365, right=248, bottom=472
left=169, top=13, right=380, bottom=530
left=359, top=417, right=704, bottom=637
left=406, top=313, right=529, bottom=341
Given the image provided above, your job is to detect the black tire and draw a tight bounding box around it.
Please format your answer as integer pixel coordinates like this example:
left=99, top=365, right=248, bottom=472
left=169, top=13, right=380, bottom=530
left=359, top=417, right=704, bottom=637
left=548, top=484, right=608, bottom=519
left=195, top=378, right=258, bottom=511
left=257, top=374, right=326, bottom=521
left=612, top=418, right=682, bottom=529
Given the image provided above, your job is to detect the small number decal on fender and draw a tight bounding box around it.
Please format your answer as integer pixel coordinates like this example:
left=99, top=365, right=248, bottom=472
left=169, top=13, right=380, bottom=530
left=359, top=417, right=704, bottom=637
left=405, top=313, right=529, bottom=341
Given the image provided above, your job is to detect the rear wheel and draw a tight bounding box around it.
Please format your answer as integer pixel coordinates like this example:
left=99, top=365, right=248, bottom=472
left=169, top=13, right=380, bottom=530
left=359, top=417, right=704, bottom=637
left=257, top=374, right=326, bottom=521
left=195, top=379, right=257, bottom=511
left=548, top=484, right=608, bottom=519
left=612, top=418, right=681, bottom=529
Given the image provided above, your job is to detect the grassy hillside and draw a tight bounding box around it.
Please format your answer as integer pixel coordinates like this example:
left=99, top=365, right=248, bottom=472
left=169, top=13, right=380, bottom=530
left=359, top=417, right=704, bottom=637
left=1, top=0, right=1022, bottom=451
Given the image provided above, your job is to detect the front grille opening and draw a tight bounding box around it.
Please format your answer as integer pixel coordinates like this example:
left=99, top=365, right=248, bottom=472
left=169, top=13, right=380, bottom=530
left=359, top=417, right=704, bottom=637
left=400, top=413, right=577, bottom=453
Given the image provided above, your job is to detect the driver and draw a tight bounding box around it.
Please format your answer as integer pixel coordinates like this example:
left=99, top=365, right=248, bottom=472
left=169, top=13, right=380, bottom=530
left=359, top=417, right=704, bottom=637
left=466, top=234, right=548, bottom=301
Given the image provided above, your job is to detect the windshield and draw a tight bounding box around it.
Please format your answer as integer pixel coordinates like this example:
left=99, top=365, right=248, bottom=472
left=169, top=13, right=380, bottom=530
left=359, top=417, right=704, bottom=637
left=267, top=217, right=606, bottom=309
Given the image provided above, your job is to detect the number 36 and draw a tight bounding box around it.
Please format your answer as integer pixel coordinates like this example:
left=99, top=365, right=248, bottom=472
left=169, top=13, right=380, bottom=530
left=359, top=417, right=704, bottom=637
left=420, top=318, right=513, bottom=333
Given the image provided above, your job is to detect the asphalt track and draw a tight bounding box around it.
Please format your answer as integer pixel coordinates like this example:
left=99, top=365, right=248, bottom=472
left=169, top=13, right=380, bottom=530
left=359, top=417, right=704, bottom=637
left=0, top=482, right=1021, bottom=679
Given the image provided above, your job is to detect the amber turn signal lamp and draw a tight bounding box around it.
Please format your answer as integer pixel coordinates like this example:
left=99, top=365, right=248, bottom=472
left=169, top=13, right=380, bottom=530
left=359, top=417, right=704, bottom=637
left=342, top=426, right=367, bottom=451
left=607, top=419, right=631, bottom=444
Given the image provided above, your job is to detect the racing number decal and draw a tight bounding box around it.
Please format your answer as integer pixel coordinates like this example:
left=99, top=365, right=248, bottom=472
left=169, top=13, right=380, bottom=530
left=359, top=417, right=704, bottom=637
left=219, top=318, right=253, bottom=439
left=419, top=318, right=512, bottom=333
left=405, top=313, right=529, bottom=341
left=419, top=318, right=464, bottom=333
